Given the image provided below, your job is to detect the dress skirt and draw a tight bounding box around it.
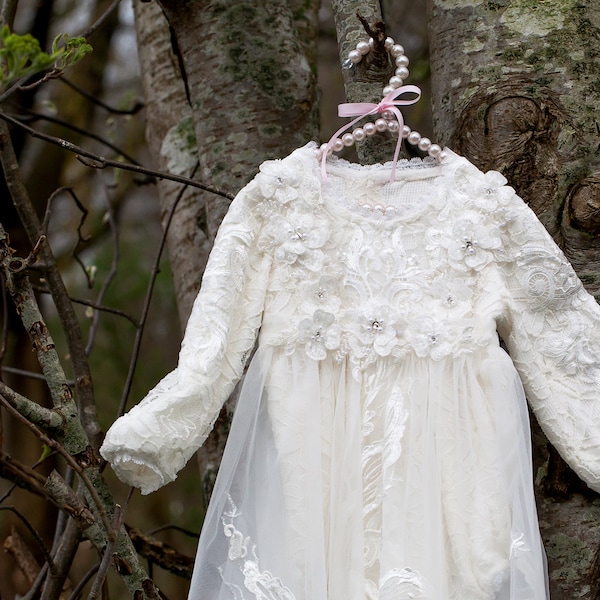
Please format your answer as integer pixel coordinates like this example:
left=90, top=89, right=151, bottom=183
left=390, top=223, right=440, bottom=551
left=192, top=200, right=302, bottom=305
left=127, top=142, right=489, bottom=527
left=187, top=335, right=549, bottom=600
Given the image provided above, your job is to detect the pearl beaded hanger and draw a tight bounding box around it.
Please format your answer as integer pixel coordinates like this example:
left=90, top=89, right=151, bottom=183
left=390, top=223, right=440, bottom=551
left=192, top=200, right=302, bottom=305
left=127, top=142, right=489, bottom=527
left=318, top=35, right=447, bottom=178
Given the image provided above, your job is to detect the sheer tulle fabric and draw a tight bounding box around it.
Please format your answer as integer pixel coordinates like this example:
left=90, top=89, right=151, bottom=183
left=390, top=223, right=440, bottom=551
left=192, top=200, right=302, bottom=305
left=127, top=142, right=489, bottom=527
left=189, top=340, right=548, bottom=600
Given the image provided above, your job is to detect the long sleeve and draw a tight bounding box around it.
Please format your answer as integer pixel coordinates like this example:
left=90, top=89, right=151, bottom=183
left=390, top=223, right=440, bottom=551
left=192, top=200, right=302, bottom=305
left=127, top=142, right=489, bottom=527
left=100, top=183, right=270, bottom=494
left=496, top=193, right=600, bottom=493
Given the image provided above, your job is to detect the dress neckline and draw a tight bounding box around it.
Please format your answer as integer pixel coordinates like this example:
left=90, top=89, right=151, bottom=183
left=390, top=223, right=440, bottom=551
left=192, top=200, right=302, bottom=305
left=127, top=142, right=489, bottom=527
left=306, top=142, right=457, bottom=224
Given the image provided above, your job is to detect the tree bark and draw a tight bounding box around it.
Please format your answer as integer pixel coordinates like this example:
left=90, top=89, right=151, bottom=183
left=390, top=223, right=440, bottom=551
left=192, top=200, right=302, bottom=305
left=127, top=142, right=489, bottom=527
left=428, top=1, right=600, bottom=595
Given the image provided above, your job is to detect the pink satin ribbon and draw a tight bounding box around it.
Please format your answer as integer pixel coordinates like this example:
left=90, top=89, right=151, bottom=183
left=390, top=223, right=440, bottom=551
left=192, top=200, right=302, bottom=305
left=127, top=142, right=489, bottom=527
left=320, top=84, right=422, bottom=183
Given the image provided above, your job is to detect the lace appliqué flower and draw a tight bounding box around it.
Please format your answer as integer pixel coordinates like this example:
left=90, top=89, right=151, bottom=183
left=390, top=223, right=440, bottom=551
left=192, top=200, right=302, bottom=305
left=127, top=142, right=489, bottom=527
left=348, top=305, right=404, bottom=359
left=301, top=275, right=342, bottom=314
left=430, top=211, right=502, bottom=272
left=298, top=310, right=340, bottom=361
left=256, top=159, right=302, bottom=205
left=270, top=215, right=329, bottom=274
left=413, top=318, right=453, bottom=361
left=430, top=275, right=474, bottom=318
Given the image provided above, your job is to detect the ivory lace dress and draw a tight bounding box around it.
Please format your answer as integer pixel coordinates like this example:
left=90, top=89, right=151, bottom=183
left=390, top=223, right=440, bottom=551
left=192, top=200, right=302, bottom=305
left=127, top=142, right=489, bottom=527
left=101, top=143, right=600, bottom=600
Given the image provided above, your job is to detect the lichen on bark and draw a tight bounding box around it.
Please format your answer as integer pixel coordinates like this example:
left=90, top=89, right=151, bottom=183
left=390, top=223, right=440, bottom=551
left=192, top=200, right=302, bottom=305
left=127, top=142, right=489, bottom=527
left=428, top=0, right=600, bottom=594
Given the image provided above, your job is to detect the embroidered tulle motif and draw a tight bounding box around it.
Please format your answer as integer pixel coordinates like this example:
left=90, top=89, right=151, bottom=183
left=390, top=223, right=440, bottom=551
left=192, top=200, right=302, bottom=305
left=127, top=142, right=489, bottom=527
left=221, top=497, right=297, bottom=600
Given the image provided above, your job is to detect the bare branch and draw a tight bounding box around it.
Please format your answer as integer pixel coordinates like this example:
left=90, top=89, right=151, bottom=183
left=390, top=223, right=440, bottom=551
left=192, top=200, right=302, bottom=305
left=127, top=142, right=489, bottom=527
left=85, top=189, right=119, bottom=355
left=45, top=470, right=96, bottom=530
left=0, top=381, right=63, bottom=430
left=126, top=525, right=194, bottom=579
left=0, top=110, right=235, bottom=200
left=0, top=506, right=57, bottom=575
left=4, top=525, right=42, bottom=586
left=0, top=120, right=102, bottom=447
left=16, top=110, right=142, bottom=165
left=59, top=77, right=144, bottom=115
left=88, top=504, right=124, bottom=599
left=118, top=163, right=198, bottom=416
left=78, top=0, right=122, bottom=40
left=0, top=451, right=48, bottom=499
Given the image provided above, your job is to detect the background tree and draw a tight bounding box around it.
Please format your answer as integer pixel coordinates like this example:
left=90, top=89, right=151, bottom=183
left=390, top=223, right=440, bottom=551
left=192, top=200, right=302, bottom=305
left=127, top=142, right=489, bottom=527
left=1, top=0, right=599, bottom=598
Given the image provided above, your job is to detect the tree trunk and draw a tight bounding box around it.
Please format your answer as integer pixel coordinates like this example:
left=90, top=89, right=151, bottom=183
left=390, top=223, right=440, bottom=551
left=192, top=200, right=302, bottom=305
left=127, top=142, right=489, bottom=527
left=428, top=1, right=600, bottom=596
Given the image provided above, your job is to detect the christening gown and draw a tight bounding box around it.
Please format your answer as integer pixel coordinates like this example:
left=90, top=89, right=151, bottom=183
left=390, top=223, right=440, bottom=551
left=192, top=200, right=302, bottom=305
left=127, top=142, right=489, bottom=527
left=101, top=142, right=600, bottom=600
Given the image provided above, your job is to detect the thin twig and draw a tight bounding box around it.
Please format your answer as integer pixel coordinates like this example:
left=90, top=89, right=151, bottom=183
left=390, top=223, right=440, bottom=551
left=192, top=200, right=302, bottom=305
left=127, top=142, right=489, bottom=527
left=31, top=285, right=140, bottom=327
left=86, top=188, right=119, bottom=355
left=15, top=110, right=142, bottom=165
left=87, top=504, right=123, bottom=599
left=78, top=0, right=122, bottom=40
left=67, top=563, right=100, bottom=600
left=59, top=77, right=144, bottom=115
left=0, top=110, right=234, bottom=199
left=146, top=523, right=200, bottom=539
left=0, top=506, right=57, bottom=575
left=0, top=365, right=75, bottom=386
left=117, top=163, right=199, bottom=416
left=41, top=187, right=94, bottom=288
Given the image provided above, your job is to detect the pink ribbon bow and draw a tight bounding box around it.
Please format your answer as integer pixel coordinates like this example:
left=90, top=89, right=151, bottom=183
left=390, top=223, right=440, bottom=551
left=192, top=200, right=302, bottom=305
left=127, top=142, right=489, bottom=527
left=320, top=84, right=422, bottom=183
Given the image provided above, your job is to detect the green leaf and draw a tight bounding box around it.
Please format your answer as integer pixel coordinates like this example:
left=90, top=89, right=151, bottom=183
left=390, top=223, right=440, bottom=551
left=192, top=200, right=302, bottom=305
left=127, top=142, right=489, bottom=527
left=0, top=27, right=92, bottom=90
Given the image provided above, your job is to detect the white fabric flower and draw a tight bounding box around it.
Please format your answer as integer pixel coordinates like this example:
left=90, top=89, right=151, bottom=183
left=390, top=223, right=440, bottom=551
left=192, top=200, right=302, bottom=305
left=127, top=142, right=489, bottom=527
left=302, top=275, right=342, bottom=314
left=413, top=318, right=453, bottom=360
left=298, top=310, right=340, bottom=361
left=272, top=214, right=329, bottom=273
left=257, top=159, right=302, bottom=205
left=444, top=212, right=502, bottom=272
left=454, top=164, right=515, bottom=211
left=348, top=305, right=403, bottom=358
left=430, top=275, right=474, bottom=318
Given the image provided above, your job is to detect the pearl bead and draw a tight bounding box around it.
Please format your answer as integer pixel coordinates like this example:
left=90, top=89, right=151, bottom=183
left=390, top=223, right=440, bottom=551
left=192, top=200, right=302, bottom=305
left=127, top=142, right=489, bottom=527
left=402, top=125, right=411, bottom=139
left=418, top=137, right=432, bottom=151
left=375, top=118, right=388, bottom=132
left=356, top=40, right=370, bottom=55
left=384, top=37, right=395, bottom=49
left=390, top=44, right=404, bottom=57
left=383, top=85, right=395, bottom=96
left=395, top=55, right=409, bottom=67
left=428, top=144, right=442, bottom=158
left=362, top=203, right=372, bottom=211
left=381, top=109, right=395, bottom=120
left=389, top=75, right=403, bottom=88
left=439, top=150, right=449, bottom=161
left=352, top=127, right=366, bottom=142
left=368, top=37, right=375, bottom=48
left=348, top=49, right=361, bottom=64
left=363, top=122, right=376, bottom=136
left=395, top=66, right=409, bottom=79
left=332, top=138, right=344, bottom=152
left=385, top=206, right=396, bottom=215
left=373, top=203, right=385, bottom=212
left=387, top=120, right=400, bottom=133
left=407, top=130, right=421, bottom=145
left=319, top=143, right=328, bottom=154
left=342, top=133, right=354, bottom=146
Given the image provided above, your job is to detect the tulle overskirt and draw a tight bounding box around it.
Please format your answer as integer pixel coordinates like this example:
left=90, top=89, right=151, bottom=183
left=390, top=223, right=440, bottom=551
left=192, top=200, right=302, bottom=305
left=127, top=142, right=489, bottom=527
left=189, top=341, right=548, bottom=599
